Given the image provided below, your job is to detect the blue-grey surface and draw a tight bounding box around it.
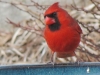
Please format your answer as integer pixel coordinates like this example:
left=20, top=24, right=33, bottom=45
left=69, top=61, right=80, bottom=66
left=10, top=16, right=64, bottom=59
left=0, top=62, right=100, bottom=75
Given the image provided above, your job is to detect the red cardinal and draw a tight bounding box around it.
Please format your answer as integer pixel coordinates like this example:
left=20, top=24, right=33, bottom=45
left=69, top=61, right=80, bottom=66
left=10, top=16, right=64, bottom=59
left=44, top=2, right=82, bottom=62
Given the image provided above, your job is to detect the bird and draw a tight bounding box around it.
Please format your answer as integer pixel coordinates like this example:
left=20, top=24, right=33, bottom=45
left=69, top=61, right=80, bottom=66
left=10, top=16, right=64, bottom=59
left=43, top=2, right=82, bottom=63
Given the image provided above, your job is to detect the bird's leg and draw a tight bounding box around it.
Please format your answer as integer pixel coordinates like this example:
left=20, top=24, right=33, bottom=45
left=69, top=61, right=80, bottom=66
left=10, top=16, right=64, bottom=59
left=74, top=52, right=83, bottom=65
left=47, top=51, right=55, bottom=65
left=50, top=51, right=54, bottom=63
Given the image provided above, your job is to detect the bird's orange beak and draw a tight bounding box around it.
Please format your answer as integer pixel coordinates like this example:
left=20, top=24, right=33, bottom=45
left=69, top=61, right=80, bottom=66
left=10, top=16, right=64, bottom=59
left=45, top=16, right=55, bottom=25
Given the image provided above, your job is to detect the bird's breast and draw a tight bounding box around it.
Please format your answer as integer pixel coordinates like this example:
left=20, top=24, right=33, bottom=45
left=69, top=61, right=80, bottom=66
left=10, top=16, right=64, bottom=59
left=44, top=27, right=80, bottom=52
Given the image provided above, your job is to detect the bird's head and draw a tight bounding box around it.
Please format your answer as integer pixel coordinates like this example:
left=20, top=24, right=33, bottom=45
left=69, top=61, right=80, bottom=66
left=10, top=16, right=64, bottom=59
left=44, top=2, right=72, bottom=32
left=44, top=2, right=61, bottom=31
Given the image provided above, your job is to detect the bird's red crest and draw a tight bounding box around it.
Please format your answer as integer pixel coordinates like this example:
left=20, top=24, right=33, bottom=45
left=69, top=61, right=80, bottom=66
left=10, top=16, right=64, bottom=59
left=44, top=2, right=59, bottom=16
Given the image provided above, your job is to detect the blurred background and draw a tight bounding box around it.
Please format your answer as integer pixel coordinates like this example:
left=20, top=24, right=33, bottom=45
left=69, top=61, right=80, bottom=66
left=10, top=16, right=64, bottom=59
left=0, top=0, right=100, bottom=65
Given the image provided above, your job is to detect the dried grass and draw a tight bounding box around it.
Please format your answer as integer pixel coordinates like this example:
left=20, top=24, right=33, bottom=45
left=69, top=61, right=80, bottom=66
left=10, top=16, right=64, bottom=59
left=0, top=0, right=100, bottom=65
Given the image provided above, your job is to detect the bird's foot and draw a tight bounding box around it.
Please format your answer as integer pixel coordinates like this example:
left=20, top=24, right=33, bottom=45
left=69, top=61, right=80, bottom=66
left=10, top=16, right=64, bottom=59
left=75, top=58, right=83, bottom=65
left=74, top=61, right=80, bottom=65
left=47, top=61, right=55, bottom=65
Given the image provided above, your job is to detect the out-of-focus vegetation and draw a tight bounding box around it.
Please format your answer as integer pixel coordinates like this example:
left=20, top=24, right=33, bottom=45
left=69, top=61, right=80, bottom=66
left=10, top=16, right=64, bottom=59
left=0, top=0, right=100, bottom=65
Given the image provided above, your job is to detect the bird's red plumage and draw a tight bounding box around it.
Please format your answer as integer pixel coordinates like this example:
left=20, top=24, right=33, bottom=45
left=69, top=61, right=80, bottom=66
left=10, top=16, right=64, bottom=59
left=44, top=2, right=82, bottom=58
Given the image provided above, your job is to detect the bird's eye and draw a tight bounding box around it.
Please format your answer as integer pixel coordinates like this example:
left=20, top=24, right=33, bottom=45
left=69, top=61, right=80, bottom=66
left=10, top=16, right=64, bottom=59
left=44, top=16, right=46, bottom=18
left=52, top=12, right=57, bottom=16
